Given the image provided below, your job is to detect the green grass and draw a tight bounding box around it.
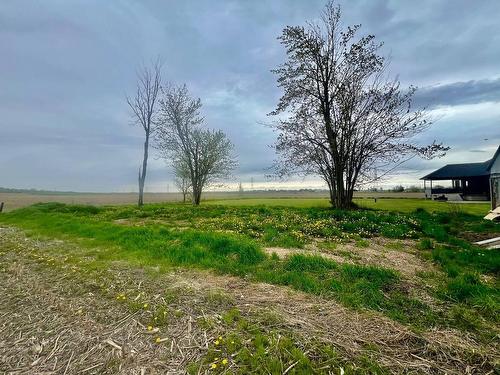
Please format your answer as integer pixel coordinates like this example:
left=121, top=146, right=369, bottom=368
left=0, top=203, right=429, bottom=326
left=207, top=197, right=332, bottom=208
left=1, top=200, right=499, bottom=340
left=356, top=198, right=490, bottom=216
left=190, top=307, right=388, bottom=374
left=208, top=197, right=491, bottom=216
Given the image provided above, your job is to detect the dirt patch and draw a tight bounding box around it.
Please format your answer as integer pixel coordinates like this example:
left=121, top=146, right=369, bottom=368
left=460, top=231, right=500, bottom=243
left=266, top=239, right=445, bottom=310
left=267, top=238, right=436, bottom=279
left=338, top=238, right=430, bottom=277
left=113, top=218, right=191, bottom=230
left=264, top=246, right=347, bottom=264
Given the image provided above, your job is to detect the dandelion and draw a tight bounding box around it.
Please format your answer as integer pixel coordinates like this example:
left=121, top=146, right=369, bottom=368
left=222, top=358, right=228, bottom=365
left=147, top=325, right=153, bottom=331
left=218, top=336, right=222, bottom=341
left=143, top=303, right=149, bottom=309
left=214, top=340, right=220, bottom=345
left=211, top=363, right=217, bottom=369
left=155, top=337, right=162, bottom=344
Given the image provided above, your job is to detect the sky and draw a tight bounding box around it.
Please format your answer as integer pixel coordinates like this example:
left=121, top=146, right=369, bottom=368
left=1, top=0, right=499, bottom=192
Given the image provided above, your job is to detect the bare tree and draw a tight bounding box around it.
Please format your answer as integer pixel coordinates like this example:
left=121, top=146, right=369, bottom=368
left=173, top=156, right=191, bottom=203
left=156, top=84, right=236, bottom=205
left=127, top=60, right=162, bottom=206
left=270, top=1, right=448, bottom=209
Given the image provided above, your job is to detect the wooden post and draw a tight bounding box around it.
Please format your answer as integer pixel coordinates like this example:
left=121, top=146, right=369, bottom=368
left=0, top=202, right=4, bottom=213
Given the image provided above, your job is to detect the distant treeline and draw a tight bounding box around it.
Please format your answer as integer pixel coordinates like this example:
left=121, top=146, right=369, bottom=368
left=0, top=186, right=423, bottom=195
left=0, top=187, right=81, bottom=195
left=366, top=185, right=424, bottom=193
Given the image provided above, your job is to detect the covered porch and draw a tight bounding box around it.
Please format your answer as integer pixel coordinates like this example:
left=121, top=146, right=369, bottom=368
left=421, top=161, right=491, bottom=201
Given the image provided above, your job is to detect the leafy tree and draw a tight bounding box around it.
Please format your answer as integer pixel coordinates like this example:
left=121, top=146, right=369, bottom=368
left=156, top=85, right=236, bottom=205
left=173, top=156, right=191, bottom=203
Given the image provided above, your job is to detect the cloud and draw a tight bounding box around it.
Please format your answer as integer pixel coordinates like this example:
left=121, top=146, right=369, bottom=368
left=0, top=0, right=499, bottom=192
left=413, top=78, right=500, bottom=109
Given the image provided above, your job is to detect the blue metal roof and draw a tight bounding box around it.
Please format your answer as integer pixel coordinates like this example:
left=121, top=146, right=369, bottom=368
left=422, top=145, right=500, bottom=180
left=421, top=160, right=491, bottom=180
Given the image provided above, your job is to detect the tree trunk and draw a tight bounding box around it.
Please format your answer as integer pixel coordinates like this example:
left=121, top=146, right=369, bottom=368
left=328, top=172, right=354, bottom=210
left=325, top=176, right=336, bottom=208
left=192, top=189, right=201, bottom=205
left=138, top=167, right=143, bottom=206
left=138, top=133, right=149, bottom=207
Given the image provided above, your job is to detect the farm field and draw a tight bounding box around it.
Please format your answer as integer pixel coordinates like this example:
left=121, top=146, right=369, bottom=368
left=0, top=191, right=425, bottom=212
left=0, top=199, right=499, bottom=374
left=208, top=197, right=491, bottom=216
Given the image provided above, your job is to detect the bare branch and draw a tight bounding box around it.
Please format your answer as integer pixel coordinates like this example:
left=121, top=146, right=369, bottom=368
left=126, top=59, right=163, bottom=206
left=155, top=84, right=237, bottom=205
left=269, top=1, right=448, bottom=208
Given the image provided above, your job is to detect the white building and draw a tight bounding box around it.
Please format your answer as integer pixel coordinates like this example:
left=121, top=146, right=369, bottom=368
left=489, top=146, right=500, bottom=210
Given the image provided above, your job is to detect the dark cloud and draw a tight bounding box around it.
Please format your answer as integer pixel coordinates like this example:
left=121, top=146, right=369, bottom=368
left=0, top=0, right=499, bottom=191
left=413, top=78, right=500, bottom=109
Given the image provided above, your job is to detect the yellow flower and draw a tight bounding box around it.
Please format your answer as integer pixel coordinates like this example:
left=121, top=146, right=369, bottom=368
left=218, top=336, right=222, bottom=340
left=211, top=363, right=217, bottom=369
left=155, top=337, right=161, bottom=343
left=222, top=358, right=228, bottom=365
left=214, top=340, right=220, bottom=345
left=147, top=325, right=153, bottom=331
left=143, top=303, right=149, bottom=309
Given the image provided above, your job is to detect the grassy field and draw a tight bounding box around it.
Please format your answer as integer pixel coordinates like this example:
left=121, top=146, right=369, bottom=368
left=209, top=197, right=492, bottom=215
left=0, top=191, right=425, bottom=212
left=0, top=198, right=499, bottom=373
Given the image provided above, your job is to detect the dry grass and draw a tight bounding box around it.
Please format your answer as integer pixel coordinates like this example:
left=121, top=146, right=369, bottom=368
left=173, top=272, right=496, bottom=374
left=266, top=238, right=433, bottom=278
left=0, top=230, right=210, bottom=374
left=265, top=238, right=449, bottom=312
left=0, top=227, right=498, bottom=374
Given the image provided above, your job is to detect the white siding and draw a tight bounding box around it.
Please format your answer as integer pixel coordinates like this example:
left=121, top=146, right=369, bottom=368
left=490, top=148, right=500, bottom=209
left=491, top=152, right=500, bottom=175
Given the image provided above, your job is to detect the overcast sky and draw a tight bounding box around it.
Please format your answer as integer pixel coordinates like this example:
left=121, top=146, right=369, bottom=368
left=1, top=0, right=500, bottom=192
